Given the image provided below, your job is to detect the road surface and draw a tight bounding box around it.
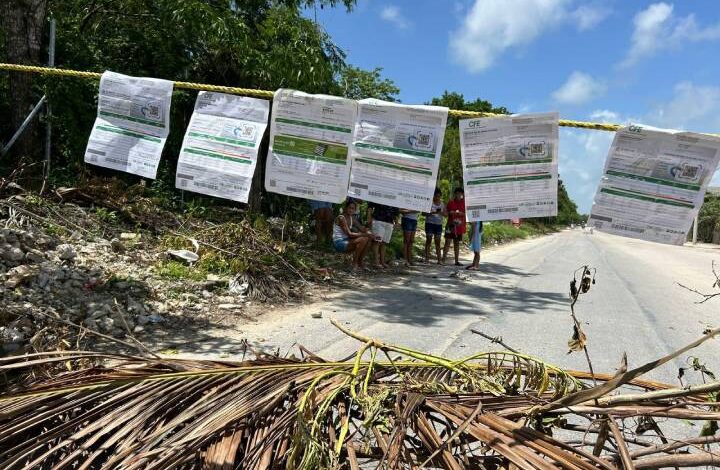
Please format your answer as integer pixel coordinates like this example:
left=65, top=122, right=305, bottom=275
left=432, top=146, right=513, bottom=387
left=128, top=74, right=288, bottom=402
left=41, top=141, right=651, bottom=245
left=160, top=230, right=720, bottom=384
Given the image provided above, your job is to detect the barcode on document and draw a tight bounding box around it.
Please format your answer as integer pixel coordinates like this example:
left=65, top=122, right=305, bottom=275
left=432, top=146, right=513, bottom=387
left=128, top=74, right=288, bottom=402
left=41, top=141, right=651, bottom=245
left=611, top=223, right=644, bottom=234
left=488, top=207, right=518, bottom=214
left=287, top=187, right=313, bottom=195
left=369, top=191, right=397, bottom=200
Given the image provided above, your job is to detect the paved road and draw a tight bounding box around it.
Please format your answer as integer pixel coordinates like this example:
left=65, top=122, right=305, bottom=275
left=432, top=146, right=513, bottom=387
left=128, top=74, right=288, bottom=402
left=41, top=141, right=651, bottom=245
left=170, top=230, right=720, bottom=384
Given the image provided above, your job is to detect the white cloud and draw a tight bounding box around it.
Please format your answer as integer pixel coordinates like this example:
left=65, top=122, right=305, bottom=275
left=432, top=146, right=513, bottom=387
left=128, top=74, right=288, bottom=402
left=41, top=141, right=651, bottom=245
left=559, top=128, right=614, bottom=213
left=571, top=5, right=611, bottom=31
left=646, top=82, right=720, bottom=132
left=589, top=109, right=622, bottom=123
left=621, top=3, right=720, bottom=67
left=380, top=5, right=410, bottom=29
left=552, top=71, right=607, bottom=105
left=450, top=0, right=610, bottom=73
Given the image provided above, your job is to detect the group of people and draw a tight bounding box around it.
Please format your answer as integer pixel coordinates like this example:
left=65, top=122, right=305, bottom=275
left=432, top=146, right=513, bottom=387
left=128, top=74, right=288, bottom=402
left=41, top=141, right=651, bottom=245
left=312, top=188, right=483, bottom=272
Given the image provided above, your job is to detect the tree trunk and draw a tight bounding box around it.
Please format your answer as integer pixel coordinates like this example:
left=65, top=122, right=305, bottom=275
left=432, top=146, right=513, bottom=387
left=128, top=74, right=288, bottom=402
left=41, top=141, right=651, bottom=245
left=0, top=0, right=48, bottom=161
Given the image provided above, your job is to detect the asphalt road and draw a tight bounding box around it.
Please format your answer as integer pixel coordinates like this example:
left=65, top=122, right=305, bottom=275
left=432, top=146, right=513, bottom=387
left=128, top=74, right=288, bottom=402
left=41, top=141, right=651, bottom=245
left=172, top=229, right=720, bottom=385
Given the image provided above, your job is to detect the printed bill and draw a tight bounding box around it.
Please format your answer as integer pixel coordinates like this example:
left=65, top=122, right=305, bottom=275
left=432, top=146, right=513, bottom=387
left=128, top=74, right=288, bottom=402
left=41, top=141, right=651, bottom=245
left=588, top=124, right=720, bottom=245
left=84, top=71, right=173, bottom=179
left=265, top=89, right=356, bottom=203
left=348, top=99, right=448, bottom=212
left=175, top=92, right=270, bottom=202
left=459, top=112, right=559, bottom=222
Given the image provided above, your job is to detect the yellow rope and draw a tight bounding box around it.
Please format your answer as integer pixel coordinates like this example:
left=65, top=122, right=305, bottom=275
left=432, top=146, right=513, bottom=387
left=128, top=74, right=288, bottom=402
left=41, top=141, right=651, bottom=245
left=0, top=62, right=650, bottom=133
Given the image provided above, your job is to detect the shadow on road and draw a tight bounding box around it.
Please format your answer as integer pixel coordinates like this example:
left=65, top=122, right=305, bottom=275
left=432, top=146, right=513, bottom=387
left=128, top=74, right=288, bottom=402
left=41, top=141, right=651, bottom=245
left=338, top=261, right=568, bottom=327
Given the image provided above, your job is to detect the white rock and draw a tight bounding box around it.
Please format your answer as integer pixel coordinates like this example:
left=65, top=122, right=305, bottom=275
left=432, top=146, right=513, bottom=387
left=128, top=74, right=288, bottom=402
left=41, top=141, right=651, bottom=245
left=56, top=244, right=77, bottom=261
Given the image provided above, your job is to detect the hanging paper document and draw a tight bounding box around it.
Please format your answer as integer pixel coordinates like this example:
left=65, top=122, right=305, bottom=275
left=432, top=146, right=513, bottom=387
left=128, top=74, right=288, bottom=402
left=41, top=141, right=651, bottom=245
left=84, top=71, right=173, bottom=179
left=176, top=92, right=269, bottom=202
left=265, top=89, right=356, bottom=203
left=348, top=99, right=448, bottom=212
left=588, top=124, right=720, bottom=245
left=460, top=112, right=559, bottom=222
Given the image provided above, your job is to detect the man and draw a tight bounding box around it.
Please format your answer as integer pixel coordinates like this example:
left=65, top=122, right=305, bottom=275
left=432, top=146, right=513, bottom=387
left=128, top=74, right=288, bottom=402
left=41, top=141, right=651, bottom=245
left=400, top=208, right=419, bottom=267
left=424, top=188, right=445, bottom=264
left=368, top=202, right=399, bottom=269
left=442, top=187, right=466, bottom=266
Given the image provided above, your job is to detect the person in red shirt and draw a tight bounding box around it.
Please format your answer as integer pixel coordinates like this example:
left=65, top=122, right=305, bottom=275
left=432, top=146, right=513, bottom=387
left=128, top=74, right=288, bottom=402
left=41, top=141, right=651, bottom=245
left=442, top=187, right=466, bottom=266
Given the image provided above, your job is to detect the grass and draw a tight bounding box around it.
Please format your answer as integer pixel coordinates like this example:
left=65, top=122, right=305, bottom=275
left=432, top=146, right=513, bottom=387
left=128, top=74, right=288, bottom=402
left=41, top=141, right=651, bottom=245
left=483, top=221, right=557, bottom=245
left=154, top=260, right=207, bottom=281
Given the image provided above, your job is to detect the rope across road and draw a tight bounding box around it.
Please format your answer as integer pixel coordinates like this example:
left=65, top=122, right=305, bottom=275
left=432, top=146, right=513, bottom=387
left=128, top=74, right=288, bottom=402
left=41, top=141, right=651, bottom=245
left=0, top=62, right=624, bottom=132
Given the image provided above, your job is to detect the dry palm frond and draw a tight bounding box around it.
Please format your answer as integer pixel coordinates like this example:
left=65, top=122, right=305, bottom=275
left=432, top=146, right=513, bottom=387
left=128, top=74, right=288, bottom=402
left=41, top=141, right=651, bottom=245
left=1, top=325, right=719, bottom=469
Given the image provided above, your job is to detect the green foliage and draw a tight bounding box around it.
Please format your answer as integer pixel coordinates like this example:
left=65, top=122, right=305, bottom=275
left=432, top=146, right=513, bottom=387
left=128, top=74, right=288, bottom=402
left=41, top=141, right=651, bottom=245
left=154, top=260, right=207, bottom=281
left=482, top=221, right=556, bottom=244
left=335, top=66, right=399, bottom=101
left=94, top=207, right=118, bottom=223
left=536, top=179, right=584, bottom=226
left=698, top=192, right=720, bottom=243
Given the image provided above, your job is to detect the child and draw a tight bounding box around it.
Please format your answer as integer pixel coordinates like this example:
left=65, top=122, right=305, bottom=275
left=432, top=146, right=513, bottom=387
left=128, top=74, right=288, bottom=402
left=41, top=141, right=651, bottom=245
left=442, top=187, right=466, bottom=266
left=466, top=220, right=483, bottom=270
left=368, top=202, right=399, bottom=269
left=424, top=188, right=445, bottom=264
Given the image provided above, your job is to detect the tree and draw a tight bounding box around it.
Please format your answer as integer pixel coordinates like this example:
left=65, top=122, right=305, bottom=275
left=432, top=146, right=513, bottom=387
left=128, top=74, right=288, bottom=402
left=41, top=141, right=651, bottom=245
left=335, top=66, right=399, bottom=101
left=698, top=192, right=720, bottom=243
left=0, top=0, right=48, bottom=161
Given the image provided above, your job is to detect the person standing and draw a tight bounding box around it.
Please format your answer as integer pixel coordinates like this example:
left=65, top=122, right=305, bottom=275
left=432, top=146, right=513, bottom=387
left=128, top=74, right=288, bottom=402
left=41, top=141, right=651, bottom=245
left=368, top=202, right=399, bottom=269
left=308, top=200, right=333, bottom=246
left=333, top=200, right=373, bottom=271
left=466, top=220, right=483, bottom=270
left=442, top=187, right=466, bottom=266
left=400, top=208, right=419, bottom=267
left=424, top=188, right=445, bottom=264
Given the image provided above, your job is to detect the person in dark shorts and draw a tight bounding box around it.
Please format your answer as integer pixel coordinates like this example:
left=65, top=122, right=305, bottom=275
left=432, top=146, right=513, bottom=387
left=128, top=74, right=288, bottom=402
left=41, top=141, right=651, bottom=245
left=442, top=187, right=466, bottom=266
left=308, top=200, right=333, bottom=246
left=424, top=188, right=445, bottom=264
left=368, top=202, right=399, bottom=269
left=400, top=208, right=419, bottom=267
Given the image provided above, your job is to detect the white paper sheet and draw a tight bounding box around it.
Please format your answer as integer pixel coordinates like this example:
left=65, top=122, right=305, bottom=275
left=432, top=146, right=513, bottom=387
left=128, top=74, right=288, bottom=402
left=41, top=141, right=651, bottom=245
left=175, top=92, right=269, bottom=202
left=84, top=71, right=173, bottom=179
left=348, top=99, right=448, bottom=212
left=588, top=124, right=720, bottom=245
left=459, top=112, right=559, bottom=221
left=265, top=89, right=356, bottom=203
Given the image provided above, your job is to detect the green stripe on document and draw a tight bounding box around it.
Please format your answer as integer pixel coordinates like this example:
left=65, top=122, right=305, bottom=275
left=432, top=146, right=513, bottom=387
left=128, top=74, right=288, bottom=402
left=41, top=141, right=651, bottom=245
left=467, top=158, right=552, bottom=168
left=100, top=111, right=165, bottom=128
left=600, top=188, right=694, bottom=208
left=606, top=170, right=700, bottom=191
left=188, top=131, right=255, bottom=148
left=355, top=142, right=435, bottom=159
left=355, top=157, right=432, bottom=175
left=467, top=174, right=552, bottom=185
left=184, top=147, right=252, bottom=164
left=275, top=117, right=351, bottom=133
left=96, top=125, right=161, bottom=143
left=273, top=135, right=347, bottom=164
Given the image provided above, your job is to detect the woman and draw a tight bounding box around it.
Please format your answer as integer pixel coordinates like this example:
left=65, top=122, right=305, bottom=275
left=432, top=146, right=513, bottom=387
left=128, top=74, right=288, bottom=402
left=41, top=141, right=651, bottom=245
left=333, top=200, right=373, bottom=271
left=424, top=188, right=445, bottom=264
left=466, top=220, right=483, bottom=270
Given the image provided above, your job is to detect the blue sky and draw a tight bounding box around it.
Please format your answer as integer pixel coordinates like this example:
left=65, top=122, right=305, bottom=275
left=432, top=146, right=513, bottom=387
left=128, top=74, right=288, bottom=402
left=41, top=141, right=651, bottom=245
left=307, top=0, right=720, bottom=212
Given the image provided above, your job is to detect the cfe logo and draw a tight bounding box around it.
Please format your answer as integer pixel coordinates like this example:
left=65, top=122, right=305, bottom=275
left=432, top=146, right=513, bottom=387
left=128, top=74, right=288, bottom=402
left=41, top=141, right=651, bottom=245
left=627, top=124, right=643, bottom=133
left=467, top=120, right=484, bottom=128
